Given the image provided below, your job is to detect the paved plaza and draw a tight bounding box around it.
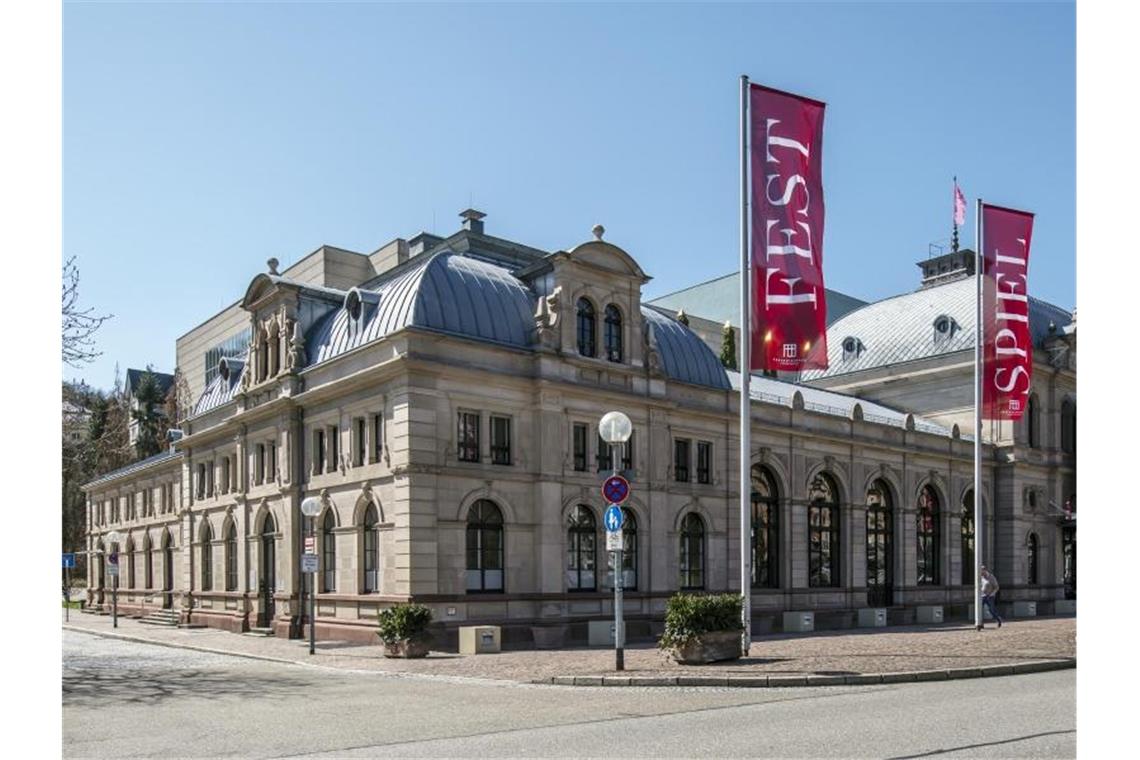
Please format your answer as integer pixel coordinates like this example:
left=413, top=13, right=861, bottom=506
left=63, top=612, right=1074, bottom=685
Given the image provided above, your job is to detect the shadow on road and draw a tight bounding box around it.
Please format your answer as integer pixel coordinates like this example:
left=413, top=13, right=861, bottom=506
left=63, top=667, right=317, bottom=707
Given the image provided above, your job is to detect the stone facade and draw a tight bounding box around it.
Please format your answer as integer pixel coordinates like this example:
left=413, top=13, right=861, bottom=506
left=83, top=213, right=1076, bottom=647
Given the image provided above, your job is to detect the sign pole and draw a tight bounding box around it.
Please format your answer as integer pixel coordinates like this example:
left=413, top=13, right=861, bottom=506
left=614, top=443, right=624, bottom=671
left=309, top=516, right=316, bottom=656
left=65, top=563, right=71, bottom=622
left=739, top=73, right=752, bottom=656
left=974, top=197, right=984, bottom=630
left=112, top=567, right=118, bottom=629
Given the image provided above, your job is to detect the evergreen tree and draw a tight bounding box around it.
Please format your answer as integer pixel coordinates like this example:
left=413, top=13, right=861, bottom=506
left=132, top=368, right=166, bottom=459
left=720, top=321, right=738, bottom=370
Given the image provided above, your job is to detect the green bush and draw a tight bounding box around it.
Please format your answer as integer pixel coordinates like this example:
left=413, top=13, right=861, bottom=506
left=658, top=593, right=743, bottom=649
left=376, top=603, right=433, bottom=644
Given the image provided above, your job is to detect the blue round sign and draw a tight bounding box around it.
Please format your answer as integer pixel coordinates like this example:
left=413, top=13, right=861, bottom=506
left=604, top=504, right=625, bottom=532
left=602, top=475, right=631, bottom=505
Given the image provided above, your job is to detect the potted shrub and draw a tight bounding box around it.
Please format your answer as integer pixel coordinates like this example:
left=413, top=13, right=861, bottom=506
left=377, top=603, right=433, bottom=658
left=658, top=593, right=744, bottom=665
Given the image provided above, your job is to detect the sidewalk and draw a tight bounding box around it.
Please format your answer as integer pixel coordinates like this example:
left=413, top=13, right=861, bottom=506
left=63, top=612, right=1075, bottom=687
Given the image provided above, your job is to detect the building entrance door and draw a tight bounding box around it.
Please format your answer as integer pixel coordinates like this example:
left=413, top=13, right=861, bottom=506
left=866, top=482, right=894, bottom=608
left=161, top=532, right=173, bottom=609
left=259, top=515, right=276, bottom=627
left=1062, top=525, right=1076, bottom=600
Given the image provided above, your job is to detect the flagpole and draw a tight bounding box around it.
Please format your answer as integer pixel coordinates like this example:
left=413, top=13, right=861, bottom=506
left=739, top=74, right=752, bottom=655
left=974, top=198, right=984, bottom=630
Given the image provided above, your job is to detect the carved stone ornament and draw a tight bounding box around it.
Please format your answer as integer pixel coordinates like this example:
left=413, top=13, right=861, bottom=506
left=535, top=286, right=562, bottom=349
left=645, top=321, right=664, bottom=375
left=286, top=319, right=305, bottom=372
left=240, top=339, right=255, bottom=391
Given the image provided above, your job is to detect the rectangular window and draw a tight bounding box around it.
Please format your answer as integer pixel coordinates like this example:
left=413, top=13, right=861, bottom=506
left=674, top=439, right=691, bottom=482
left=458, top=411, right=480, bottom=462
left=371, top=413, right=383, bottom=463
left=355, top=417, right=366, bottom=467
left=573, top=423, right=588, bottom=472
left=596, top=434, right=612, bottom=473
left=222, top=458, right=231, bottom=494
left=697, top=441, right=712, bottom=484
left=267, top=442, right=276, bottom=480
left=256, top=444, right=266, bottom=485
left=327, top=426, right=339, bottom=472
left=197, top=463, right=206, bottom=499
left=490, top=416, right=511, bottom=465
left=207, top=461, right=215, bottom=497
left=621, top=431, right=634, bottom=471
left=314, top=429, right=325, bottom=474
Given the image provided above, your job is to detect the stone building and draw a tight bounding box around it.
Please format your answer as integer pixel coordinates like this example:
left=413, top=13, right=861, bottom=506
left=83, top=212, right=1076, bottom=646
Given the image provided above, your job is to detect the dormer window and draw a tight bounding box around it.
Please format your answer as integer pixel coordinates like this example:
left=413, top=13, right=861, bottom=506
left=841, top=336, right=864, bottom=361
left=604, top=304, right=623, bottom=363
left=345, top=290, right=363, bottom=321
left=933, top=315, right=959, bottom=343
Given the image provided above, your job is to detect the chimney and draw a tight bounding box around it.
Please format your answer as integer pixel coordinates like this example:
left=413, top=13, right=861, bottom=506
left=460, top=208, right=486, bottom=235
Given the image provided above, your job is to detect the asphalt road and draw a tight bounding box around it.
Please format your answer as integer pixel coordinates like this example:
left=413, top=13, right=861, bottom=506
left=63, top=631, right=1075, bottom=759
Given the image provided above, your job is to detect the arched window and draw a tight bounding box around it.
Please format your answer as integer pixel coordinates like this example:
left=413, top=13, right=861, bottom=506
left=321, top=511, right=337, bottom=593
left=362, top=503, right=379, bottom=594
left=961, top=491, right=976, bottom=586
left=679, top=513, right=706, bottom=590
left=751, top=465, right=779, bottom=588
left=866, top=480, right=893, bottom=607
left=808, top=473, right=840, bottom=587
left=1027, top=394, right=1040, bottom=448
left=576, top=298, right=596, bottom=358
left=125, top=538, right=136, bottom=589
left=466, top=499, right=504, bottom=592
left=257, top=331, right=269, bottom=382
left=144, top=535, right=153, bottom=589
left=603, top=304, right=623, bottom=363
left=201, top=523, right=213, bottom=591
left=566, top=505, right=597, bottom=591
left=605, top=508, right=637, bottom=591
left=916, top=485, right=940, bottom=585
left=1027, top=532, right=1039, bottom=585
left=1061, top=399, right=1076, bottom=454
left=225, top=522, right=238, bottom=592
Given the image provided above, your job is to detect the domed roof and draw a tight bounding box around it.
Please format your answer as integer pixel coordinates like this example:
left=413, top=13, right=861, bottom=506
left=193, top=357, right=245, bottom=415
left=306, top=251, right=536, bottom=365
left=802, top=278, right=1072, bottom=381
left=642, top=306, right=731, bottom=390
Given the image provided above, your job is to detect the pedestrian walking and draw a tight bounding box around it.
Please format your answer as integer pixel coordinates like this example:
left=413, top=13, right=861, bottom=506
left=979, top=565, right=1003, bottom=629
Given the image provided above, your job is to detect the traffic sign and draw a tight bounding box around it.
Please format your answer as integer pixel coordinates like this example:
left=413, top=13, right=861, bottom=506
left=108, top=552, right=119, bottom=566
left=602, top=475, right=631, bottom=505
left=62, top=553, right=76, bottom=569
left=304, top=536, right=316, bottom=553
left=603, top=504, right=624, bottom=532
left=301, top=554, right=319, bottom=573
left=108, top=563, right=120, bottom=577
left=606, top=530, right=623, bottom=551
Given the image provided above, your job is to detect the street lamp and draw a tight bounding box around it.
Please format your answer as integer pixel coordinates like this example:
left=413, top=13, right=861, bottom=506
left=106, top=530, right=123, bottom=629
left=599, top=410, right=632, bottom=672
left=300, top=496, right=322, bottom=656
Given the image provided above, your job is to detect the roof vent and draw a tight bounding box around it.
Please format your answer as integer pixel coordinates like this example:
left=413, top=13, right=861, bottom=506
left=460, top=208, right=486, bottom=235
left=933, top=315, right=959, bottom=342
left=343, top=287, right=380, bottom=324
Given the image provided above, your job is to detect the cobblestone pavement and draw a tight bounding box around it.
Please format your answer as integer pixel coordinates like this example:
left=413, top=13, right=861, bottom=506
left=63, top=611, right=1074, bottom=684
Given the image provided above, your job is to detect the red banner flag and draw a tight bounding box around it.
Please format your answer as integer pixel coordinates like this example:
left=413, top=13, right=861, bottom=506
left=981, top=203, right=1034, bottom=420
left=749, top=83, right=828, bottom=371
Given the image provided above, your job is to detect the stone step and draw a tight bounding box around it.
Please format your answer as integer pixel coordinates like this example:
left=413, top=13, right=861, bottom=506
left=245, top=627, right=275, bottom=637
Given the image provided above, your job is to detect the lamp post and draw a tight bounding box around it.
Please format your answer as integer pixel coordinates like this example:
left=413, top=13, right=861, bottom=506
left=599, top=410, right=632, bottom=672
left=300, top=497, right=322, bottom=655
left=106, top=530, right=123, bottom=629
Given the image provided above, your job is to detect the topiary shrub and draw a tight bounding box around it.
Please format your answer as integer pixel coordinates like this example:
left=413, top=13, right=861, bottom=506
left=377, top=602, right=433, bottom=645
left=658, top=592, right=743, bottom=650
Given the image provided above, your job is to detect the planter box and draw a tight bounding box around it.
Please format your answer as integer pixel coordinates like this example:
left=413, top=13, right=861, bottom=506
left=783, top=611, right=814, bottom=633
left=459, top=626, right=501, bottom=655
left=1012, top=601, right=1037, bottom=617
left=672, top=630, right=743, bottom=665
left=858, top=608, right=887, bottom=628
left=382, top=638, right=430, bottom=658
left=915, top=605, right=944, bottom=624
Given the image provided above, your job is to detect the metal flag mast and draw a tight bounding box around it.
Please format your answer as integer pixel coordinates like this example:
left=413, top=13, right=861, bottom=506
left=739, top=74, right=752, bottom=655
left=974, top=197, right=984, bottom=630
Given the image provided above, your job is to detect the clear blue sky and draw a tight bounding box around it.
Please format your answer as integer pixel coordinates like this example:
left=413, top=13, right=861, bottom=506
left=63, top=1, right=1074, bottom=389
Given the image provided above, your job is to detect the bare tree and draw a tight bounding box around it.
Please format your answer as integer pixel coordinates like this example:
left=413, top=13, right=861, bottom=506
left=62, top=256, right=112, bottom=367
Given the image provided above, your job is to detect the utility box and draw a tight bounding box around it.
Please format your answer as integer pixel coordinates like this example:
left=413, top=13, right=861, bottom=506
left=1054, top=599, right=1076, bottom=615
left=1012, top=601, right=1037, bottom=618
left=915, top=605, right=944, bottom=624
left=458, top=625, right=501, bottom=655
left=588, top=619, right=621, bottom=647
left=858, top=608, right=887, bottom=628
left=783, top=611, right=814, bottom=633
